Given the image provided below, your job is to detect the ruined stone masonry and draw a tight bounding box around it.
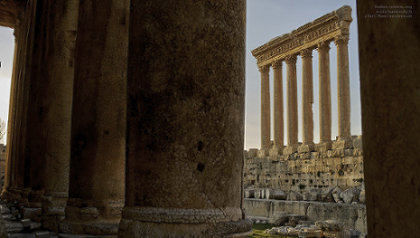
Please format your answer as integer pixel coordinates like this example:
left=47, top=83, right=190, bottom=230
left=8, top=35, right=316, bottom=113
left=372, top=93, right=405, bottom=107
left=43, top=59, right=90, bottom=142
left=246, top=6, right=367, bottom=237
left=0, top=1, right=419, bottom=237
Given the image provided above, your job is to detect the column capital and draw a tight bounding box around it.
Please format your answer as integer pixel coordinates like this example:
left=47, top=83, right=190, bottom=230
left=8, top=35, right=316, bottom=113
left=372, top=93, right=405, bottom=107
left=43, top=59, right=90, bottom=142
left=258, top=65, right=270, bottom=73
left=272, top=60, right=282, bottom=69
left=285, top=55, right=297, bottom=64
left=334, top=35, right=349, bottom=46
left=300, top=49, right=312, bottom=58
left=317, top=41, right=330, bottom=51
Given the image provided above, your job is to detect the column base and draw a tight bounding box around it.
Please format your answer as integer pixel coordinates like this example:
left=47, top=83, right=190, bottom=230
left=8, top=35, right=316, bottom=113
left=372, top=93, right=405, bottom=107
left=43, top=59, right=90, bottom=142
left=298, top=142, right=315, bottom=153
left=60, top=199, right=124, bottom=235
left=332, top=137, right=353, bottom=150
left=283, top=144, right=298, bottom=155
left=60, top=219, right=120, bottom=236
left=119, top=207, right=252, bottom=238
left=315, top=141, right=332, bottom=153
left=257, top=149, right=268, bottom=158
left=269, top=146, right=283, bottom=156
left=42, top=193, right=67, bottom=231
left=1, top=187, right=31, bottom=205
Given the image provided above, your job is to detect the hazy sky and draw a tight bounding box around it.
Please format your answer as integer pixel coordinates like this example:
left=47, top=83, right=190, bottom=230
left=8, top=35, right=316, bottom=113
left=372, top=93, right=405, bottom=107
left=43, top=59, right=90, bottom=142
left=0, top=0, right=361, bottom=147
left=0, top=26, right=13, bottom=144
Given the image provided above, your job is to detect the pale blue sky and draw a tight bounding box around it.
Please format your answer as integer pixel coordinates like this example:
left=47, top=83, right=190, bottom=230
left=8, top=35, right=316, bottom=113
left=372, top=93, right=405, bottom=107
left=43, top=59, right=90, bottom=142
left=245, top=0, right=361, bottom=149
left=0, top=1, right=361, bottom=147
left=0, top=26, right=13, bottom=144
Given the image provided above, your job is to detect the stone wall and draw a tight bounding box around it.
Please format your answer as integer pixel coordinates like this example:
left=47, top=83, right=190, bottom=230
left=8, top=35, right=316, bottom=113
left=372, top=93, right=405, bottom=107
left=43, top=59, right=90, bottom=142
left=244, top=136, right=364, bottom=203
left=243, top=136, right=366, bottom=235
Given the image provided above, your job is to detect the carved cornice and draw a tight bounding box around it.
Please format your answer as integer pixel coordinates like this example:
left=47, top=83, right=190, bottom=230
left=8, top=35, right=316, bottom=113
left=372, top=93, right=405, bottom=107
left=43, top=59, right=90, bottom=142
left=252, top=5, right=352, bottom=67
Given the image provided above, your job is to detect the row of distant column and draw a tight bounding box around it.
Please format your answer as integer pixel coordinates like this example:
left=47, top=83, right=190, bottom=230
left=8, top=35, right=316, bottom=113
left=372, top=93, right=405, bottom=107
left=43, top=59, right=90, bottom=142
left=259, top=36, right=351, bottom=154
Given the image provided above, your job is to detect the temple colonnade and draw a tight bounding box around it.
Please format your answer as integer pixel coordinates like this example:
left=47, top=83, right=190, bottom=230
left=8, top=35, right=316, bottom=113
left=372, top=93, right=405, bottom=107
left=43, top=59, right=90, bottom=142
left=252, top=6, right=353, bottom=154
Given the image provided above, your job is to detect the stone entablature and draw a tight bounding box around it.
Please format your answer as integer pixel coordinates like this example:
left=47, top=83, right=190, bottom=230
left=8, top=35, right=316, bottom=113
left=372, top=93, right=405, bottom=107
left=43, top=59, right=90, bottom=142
left=251, top=6, right=351, bottom=67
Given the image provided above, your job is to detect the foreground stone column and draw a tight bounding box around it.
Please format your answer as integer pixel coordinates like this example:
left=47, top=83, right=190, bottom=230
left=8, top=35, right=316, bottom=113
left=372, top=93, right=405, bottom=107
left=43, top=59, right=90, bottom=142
left=61, top=0, right=128, bottom=235
left=317, top=42, right=332, bottom=151
left=119, top=1, right=251, bottom=237
left=358, top=1, right=420, bottom=237
left=284, top=55, right=298, bottom=154
left=334, top=35, right=352, bottom=148
left=259, top=65, right=271, bottom=151
left=298, top=49, right=314, bottom=153
left=272, top=61, right=284, bottom=151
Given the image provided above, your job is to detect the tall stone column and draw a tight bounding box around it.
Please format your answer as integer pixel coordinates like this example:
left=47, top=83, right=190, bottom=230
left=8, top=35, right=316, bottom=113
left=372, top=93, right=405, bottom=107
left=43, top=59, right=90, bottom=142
left=317, top=42, right=332, bottom=151
left=259, top=65, right=271, bottom=151
left=119, top=1, right=251, bottom=237
left=298, top=49, right=314, bottom=153
left=334, top=35, right=352, bottom=148
left=3, top=26, right=20, bottom=197
left=284, top=55, right=298, bottom=154
left=60, top=0, right=129, bottom=235
left=15, top=0, right=80, bottom=230
left=272, top=61, right=284, bottom=151
left=2, top=1, right=37, bottom=201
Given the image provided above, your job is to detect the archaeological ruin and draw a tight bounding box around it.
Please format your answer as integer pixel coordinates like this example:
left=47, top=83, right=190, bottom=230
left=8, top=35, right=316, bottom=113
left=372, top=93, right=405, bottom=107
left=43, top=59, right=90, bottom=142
left=243, top=6, right=367, bottom=237
left=0, top=0, right=419, bottom=237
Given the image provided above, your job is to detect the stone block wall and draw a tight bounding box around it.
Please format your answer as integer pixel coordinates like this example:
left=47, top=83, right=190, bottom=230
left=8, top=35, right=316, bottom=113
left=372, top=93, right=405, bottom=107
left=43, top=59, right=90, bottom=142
left=244, top=136, right=364, bottom=204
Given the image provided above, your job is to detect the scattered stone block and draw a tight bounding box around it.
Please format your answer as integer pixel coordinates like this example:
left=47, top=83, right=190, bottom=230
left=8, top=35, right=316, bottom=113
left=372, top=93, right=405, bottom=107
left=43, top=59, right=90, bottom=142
left=332, top=139, right=353, bottom=150
left=299, top=227, right=322, bottom=238
left=315, top=219, right=344, bottom=231
left=35, top=231, right=52, bottom=238
left=21, top=219, right=32, bottom=228
left=5, top=221, right=24, bottom=233
left=358, top=189, right=365, bottom=203
left=244, top=189, right=255, bottom=198
left=331, top=187, right=343, bottom=203
left=267, top=189, right=287, bottom=200
left=340, top=188, right=361, bottom=204
left=22, top=208, right=42, bottom=222
left=283, top=145, right=298, bottom=155
left=288, top=191, right=303, bottom=201
left=352, top=136, right=363, bottom=151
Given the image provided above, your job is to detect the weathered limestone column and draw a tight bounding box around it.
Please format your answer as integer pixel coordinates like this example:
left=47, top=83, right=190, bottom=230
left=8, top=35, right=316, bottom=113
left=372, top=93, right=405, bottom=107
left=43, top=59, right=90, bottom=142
left=15, top=0, right=80, bottom=230
left=272, top=61, right=284, bottom=152
left=3, top=26, right=20, bottom=197
left=284, top=55, right=298, bottom=154
left=358, top=1, right=420, bottom=237
left=334, top=35, right=352, bottom=149
left=2, top=1, right=37, bottom=201
left=317, top=42, right=332, bottom=151
left=119, top=1, right=251, bottom=237
left=60, top=0, right=128, bottom=235
left=298, top=49, right=314, bottom=153
left=259, top=65, right=271, bottom=151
